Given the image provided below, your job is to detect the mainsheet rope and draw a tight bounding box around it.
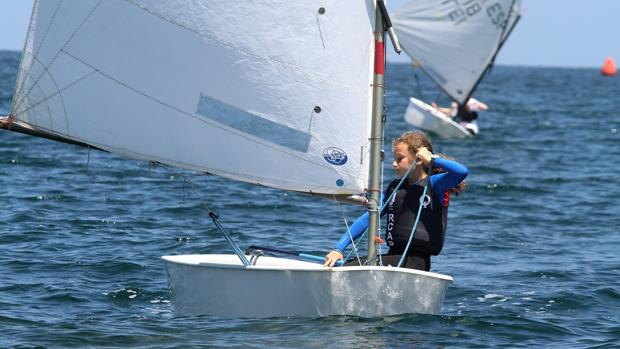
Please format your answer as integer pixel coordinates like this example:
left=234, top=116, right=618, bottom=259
left=397, top=175, right=429, bottom=268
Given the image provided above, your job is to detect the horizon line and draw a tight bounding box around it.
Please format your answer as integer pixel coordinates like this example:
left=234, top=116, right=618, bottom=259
left=0, top=48, right=608, bottom=70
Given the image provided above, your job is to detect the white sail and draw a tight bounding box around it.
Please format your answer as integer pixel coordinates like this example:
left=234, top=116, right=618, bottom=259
left=10, top=0, right=376, bottom=195
left=392, top=0, right=519, bottom=104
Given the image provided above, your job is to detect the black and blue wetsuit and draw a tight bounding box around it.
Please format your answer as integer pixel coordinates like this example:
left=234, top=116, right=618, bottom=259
left=334, top=157, right=468, bottom=271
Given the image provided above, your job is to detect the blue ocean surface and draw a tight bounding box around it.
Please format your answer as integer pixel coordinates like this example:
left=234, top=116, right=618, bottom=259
left=1, top=50, right=619, bottom=348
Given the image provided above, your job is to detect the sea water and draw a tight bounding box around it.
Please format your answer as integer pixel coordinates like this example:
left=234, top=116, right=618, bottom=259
left=1, top=50, right=619, bottom=348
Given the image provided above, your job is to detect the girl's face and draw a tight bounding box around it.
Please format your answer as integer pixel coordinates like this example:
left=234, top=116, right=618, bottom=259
left=392, top=142, right=417, bottom=178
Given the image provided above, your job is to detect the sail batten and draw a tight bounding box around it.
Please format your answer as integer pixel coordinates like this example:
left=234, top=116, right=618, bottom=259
left=11, top=0, right=377, bottom=195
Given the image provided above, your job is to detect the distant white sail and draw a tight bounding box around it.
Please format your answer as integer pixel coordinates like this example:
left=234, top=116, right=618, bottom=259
left=393, top=0, right=519, bottom=104
left=11, top=0, right=376, bottom=194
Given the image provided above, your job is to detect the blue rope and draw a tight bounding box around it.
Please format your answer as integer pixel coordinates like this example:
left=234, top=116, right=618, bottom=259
left=208, top=212, right=250, bottom=266
left=397, top=179, right=429, bottom=268
left=343, top=158, right=420, bottom=264
left=176, top=176, right=251, bottom=267
left=179, top=176, right=251, bottom=267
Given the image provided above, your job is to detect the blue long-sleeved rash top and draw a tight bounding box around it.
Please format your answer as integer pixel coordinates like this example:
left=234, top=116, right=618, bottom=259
left=334, top=157, right=468, bottom=253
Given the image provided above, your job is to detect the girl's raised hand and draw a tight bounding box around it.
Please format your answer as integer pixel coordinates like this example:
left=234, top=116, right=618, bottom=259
left=416, top=147, right=433, bottom=166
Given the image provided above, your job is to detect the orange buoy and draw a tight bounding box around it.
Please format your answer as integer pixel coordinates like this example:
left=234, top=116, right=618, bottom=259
left=601, top=57, right=617, bottom=76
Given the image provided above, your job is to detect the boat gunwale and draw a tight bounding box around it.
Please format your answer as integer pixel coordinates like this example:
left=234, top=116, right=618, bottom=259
left=161, top=254, right=454, bottom=282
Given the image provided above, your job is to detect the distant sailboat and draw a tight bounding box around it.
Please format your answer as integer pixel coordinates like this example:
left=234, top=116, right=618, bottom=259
left=1, top=1, right=454, bottom=317
left=601, top=57, right=617, bottom=76
left=393, top=0, right=521, bottom=138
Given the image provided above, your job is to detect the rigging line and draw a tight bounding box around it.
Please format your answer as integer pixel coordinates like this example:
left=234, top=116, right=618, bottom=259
left=332, top=194, right=363, bottom=266
left=316, top=9, right=326, bottom=49
left=377, top=103, right=388, bottom=264
left=342, top=157, right=420, bottom=264
left=13, top=0, right=104, bottom=113
left=397, top=172, right=429, bottom=268
left=180, top=175, right=216, bottom=213
left=180, top=175, right=250, bottom=266
left=433, top=91, right=442, bottom=105
left=414, top=72, right=423, bottom=101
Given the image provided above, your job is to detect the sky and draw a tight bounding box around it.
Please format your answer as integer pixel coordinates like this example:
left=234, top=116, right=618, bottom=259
left=1, top=0, right=619, bottom=68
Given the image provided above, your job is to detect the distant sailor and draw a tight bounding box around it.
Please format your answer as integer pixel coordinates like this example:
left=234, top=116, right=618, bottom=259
left=323, top=131, right=468, bottom=271
left=432, top=97, right=488, bottom=135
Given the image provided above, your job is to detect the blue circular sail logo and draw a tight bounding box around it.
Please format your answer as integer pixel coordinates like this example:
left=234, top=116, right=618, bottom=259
left=323, top=147, right=348, bottom=166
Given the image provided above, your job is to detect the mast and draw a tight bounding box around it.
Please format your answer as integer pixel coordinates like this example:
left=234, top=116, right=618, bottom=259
left=367, top=1, right=386, bottom=263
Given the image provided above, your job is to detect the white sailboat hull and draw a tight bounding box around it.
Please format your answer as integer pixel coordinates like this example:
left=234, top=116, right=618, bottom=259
left=404, top=97, right=475, bottom=139
left=162, top=254, right=453, bottom=318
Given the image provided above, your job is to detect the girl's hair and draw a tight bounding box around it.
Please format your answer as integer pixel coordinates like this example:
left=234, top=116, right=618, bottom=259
left=392, top=130, right=434, bottom=155
left=392, top=131, right=466, bottom=195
